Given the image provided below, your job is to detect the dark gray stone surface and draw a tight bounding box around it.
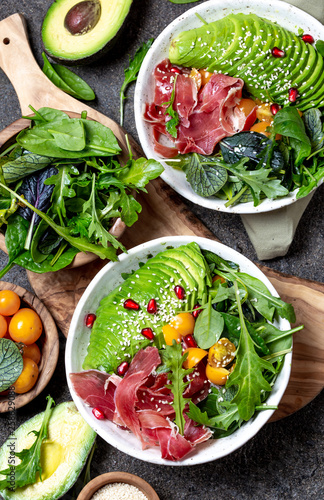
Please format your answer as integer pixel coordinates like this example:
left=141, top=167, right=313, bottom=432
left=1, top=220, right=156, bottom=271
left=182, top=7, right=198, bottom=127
left=0, top=1, right=323, bottom=499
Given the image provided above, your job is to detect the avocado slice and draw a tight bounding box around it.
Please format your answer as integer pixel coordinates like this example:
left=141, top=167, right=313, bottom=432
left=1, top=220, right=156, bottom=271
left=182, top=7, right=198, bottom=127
left=0, top=402, right=96, bottom=500
left=42, top=0, right=133, bottom=64
left=169, top=13, right=324, bottom=110
left=83, top=243, right=210, bottom=372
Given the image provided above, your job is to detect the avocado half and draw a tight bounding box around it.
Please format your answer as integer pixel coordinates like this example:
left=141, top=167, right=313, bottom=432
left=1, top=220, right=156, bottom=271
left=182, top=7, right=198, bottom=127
left=0, top=401, right=96, bottom=500
left=42, top=0, right=133, bottom=64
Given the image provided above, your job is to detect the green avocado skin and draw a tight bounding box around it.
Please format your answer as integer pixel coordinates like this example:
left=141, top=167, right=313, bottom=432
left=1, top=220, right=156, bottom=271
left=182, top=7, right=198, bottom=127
left=82, top=242, right=211, bottom=373
left=0, top=402, right=96, bottom=500
left=169, top=13, right=324, bottom=111
left=42, top=0, right=133, bottom=65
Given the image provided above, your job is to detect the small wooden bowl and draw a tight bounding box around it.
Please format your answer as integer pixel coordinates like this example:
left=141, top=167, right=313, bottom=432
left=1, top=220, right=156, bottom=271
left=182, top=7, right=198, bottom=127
left=0, top=112, right=127, bottom=270
left=0, top=281, right=59, bottom=412
left=77, top=472, right=160, bottom=500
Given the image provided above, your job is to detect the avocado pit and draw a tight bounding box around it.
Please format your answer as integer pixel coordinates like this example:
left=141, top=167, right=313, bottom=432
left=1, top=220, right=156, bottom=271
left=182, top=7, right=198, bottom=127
left=64, top=0, right=101, bottom=35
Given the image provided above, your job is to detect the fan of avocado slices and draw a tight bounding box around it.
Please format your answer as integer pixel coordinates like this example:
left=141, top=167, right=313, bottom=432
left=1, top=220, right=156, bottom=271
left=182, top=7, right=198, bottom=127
left=164, top=13, right=324, bottom=205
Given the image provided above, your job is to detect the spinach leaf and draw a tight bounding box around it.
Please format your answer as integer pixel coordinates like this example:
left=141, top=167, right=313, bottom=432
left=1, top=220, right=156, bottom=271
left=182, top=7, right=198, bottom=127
left=0, top=396, right=55, bottom=489
left=296, top=164, right=324, bottom=199
left=273, top=107, right=311, bottom=164
left=302, top=108, right=324, bottom=152
left=220, top=132, right=285, bottom=173
left=162, top=342, right=193, bottom=435
left=116, top=157, right=164, bottom=189
left=120, top=39, right=154, bottom=126
left=14, top=246, right=79, bottom=273
left=5, top=214, right=29, bottom=263
left=163, top=77, right=180, bottom=139
left=0, top=339, right=23, bottom=392
left=194, top=297, right=224, bottom=349
left=42, top=53, right=95, bottom=101
left=226, top=282, right=275, bottom=421
left=185, top=153, right=228, bottom=197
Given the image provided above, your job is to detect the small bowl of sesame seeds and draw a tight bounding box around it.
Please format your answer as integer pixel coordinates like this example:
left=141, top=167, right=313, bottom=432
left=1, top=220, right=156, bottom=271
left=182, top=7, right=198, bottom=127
left=77, top=471, right=160, bottom=500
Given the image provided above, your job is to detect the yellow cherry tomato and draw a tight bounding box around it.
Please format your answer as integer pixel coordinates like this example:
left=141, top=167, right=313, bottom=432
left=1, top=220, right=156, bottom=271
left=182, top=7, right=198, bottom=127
left=0, top=290, right=20, bottom=316
left=199, top=69, right=214, bottom=85
left=14, top=357, right=39, bottom=394
left=162, top=324, right=181, bottom=346
left=206, top=364, right=230, bottom=385
left=183, top=347, right=208, bottom=369
left=9, top=308, right=43, bottom=345
left=208, top=338, right=236, bottom=368
left=0, top=315, right=8, bottom=338
left=250, top=121, right=272, bottom=137
left=189, top=68, right=202, bottom=91
left=256, top=102, right=273, bottom=123
left=22, top=343, right=41, bottom=365
left=170, top=313, right=195, bottom=336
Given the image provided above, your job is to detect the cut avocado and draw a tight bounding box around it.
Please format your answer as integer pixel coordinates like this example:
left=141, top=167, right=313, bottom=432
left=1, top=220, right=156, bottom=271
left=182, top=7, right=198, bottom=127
left=169, top=13, right=324, bottom=110
left=0, top=402, right=96, bottom=500
left=83, top=243, right=210, bottom=372
left=42, top=0, right=133, bottom=64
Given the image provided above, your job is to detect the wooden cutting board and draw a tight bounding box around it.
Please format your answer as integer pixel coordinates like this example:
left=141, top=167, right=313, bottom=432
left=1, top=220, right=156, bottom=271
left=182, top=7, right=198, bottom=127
left=0, top=13, right=323, bottom=422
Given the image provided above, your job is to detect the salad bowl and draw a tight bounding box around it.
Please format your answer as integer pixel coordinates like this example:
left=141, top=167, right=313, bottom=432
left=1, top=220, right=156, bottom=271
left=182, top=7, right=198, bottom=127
left=134, top=0, right=324, bottom=214
left=65, top=235, right=292, bottom=466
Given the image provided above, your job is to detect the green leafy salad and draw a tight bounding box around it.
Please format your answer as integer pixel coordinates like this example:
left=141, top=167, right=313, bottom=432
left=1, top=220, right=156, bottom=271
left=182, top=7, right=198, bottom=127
left=146, top=13, right=324, bottom=206
left=0, top=107, right=163, bottom=276
left=75, top=243, right=302, bottom=459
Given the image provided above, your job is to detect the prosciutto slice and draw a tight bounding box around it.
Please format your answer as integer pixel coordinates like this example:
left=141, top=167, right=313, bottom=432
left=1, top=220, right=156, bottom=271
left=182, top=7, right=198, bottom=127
left=70, top=348, right=212, bottom=461
left=144, top=59, right=247, bottom=156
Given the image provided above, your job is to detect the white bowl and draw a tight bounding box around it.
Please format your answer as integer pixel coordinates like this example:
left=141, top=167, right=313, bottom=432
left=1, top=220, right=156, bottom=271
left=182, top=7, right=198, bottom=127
left=134, top=0, right=324, bottom=214
left=65, top=236, right=292, bottom=466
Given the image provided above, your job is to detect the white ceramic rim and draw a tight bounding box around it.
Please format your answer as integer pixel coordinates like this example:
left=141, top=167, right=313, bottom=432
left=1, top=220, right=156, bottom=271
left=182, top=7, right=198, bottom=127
left=65, top=236, right=292, bottom=466
left=134, top=0, right=324, bottom=214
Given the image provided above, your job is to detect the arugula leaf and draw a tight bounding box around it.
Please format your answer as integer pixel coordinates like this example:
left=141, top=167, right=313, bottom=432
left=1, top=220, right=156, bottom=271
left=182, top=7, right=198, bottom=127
left=185, top=153, right=228, bottom=197
left=163, top=76, right=180, bottom=139
left=0, top=339, right=23, bottom=392
left=44, top=165, right=79, bottom=218
left=187, top=399, right=240, bottom=432
left=82, top=174, right=126, bottom=252
left=0, top=396, right=55, bottom=489
left=226, top=282, right=275, bottom=421
left=120, top=39, right=154, bottom=126
left=42, top=53, right=95, bottom=101
left=296, top=164, right=324, bottom=199
left=119, top=192, right=142, bottom=226
left=0, top=182, right=119, bottom=261
left=116, top=157, right=164, bottom=189
left=315, top=40, right=324, bottom=57
left=162, top=342, right=193, bottom=434
left=194, top=297, right=224, bottom=349
left=273, top=107, right=311, bottom=164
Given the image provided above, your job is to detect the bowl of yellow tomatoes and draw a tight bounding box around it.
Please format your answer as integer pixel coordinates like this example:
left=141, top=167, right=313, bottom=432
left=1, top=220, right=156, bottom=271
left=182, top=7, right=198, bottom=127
left=0, top=282, right=59, bottom=412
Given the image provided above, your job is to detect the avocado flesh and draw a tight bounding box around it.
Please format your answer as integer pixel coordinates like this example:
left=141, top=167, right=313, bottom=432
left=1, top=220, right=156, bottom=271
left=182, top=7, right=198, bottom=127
left=169, top=13, right=324, bottom=110
left=42, top=0, right=133, bottom=64
left=0, top=402, right=96, bottom=500
left=83, top=243, right=209, bottom=372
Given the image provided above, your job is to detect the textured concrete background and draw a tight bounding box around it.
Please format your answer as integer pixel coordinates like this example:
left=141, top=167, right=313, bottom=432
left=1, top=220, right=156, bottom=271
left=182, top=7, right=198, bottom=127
left=0, top=1, right=323, bottom=499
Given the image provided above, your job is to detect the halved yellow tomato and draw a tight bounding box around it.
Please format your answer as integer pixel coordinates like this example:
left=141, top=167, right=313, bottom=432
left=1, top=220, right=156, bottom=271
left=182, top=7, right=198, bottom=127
left=183, top=347, right=208, bottom=369
left=162, top=324, right=181, bottom=346
left=205, top=364, right=229, bottom=385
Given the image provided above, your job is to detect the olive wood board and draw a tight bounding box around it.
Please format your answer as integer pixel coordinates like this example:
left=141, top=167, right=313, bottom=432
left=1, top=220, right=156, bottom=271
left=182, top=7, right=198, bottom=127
left=0, top=13, right=323, bottom=423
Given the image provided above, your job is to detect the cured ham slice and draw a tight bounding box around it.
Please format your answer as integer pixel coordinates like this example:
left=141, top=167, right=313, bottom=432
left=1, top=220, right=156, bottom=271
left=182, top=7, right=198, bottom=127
left=70, top=349, right=212, bottom=461
left=69, top=370, right=121, bottom=421
left=144, top=59, right=246, bottom=156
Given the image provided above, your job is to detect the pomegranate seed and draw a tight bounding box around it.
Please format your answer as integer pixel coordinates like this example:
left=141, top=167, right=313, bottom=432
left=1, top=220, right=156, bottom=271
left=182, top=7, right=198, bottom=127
left=288, top=88, right=299, bottom=102
left=192, top=304, right=202, bottom=319
left=117, top=361, right=129, bottom=376
left=85, top=313, right=96, bottom=328
left=141, top=327, right=154, bottom=340
left=270, top=103, right=281, bottom=115
left=123, top=299, right=140, bottom=311
left=183, top=334, right=197, bottom=348
left=302, top=34, right=314, bottom=44
left=147, top=298, right=157, bottom=314
left=170, top=67, right=181, bottom=74
left=271, top=47, right=285, bottom=58
left=174, top=285, right=185, bottom=300
left=92, top=407, right=104, bottom=420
